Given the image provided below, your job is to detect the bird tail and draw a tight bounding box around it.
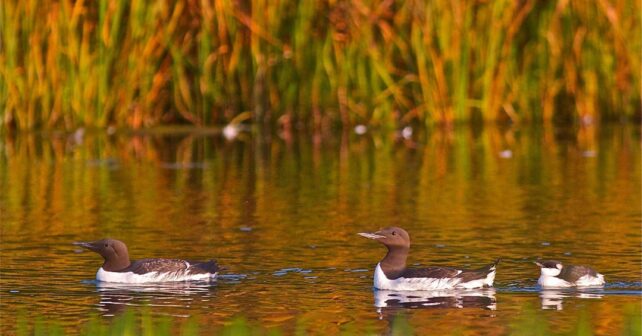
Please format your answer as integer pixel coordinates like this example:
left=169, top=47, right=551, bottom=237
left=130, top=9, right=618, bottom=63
left=194, top=260, right=219, bottom=274
left=455, top=258, right=500, bottom=284
left=477, top=258, right=500, bottom=273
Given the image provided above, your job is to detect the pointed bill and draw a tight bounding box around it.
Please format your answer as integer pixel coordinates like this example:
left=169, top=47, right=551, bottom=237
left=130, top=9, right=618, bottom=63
left=73, top=241, right=97, bottom=251
left=358, top=232, right=386, bottom=239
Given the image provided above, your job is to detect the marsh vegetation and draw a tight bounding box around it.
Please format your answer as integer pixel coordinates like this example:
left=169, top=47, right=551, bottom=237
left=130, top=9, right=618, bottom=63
left=1, top=0, right=639, bottom=130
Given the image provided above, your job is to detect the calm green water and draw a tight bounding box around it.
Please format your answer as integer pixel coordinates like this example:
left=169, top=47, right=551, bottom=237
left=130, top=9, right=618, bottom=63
left=1, top=125, right=640, bottom=334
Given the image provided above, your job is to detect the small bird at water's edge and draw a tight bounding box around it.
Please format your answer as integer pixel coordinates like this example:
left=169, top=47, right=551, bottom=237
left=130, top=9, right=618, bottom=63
left=74, top=238, right=219, bottom=283
left=359, top=227, right=499, bottom=290
left=535, top=260, right=605, bottom=288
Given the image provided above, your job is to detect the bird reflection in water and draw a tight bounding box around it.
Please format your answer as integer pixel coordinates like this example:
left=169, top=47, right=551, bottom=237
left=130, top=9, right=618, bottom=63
left=539, top=288, right=603, bottom=310
left=374, top=288, right=497, bottom=320
left=94, top=281, right=216, bottom=316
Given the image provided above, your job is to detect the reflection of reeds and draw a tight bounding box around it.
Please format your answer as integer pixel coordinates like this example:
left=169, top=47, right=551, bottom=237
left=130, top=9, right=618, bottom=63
left=1, top=0, right=640, bottom=130
left=11, top=304, right=642, bottom=335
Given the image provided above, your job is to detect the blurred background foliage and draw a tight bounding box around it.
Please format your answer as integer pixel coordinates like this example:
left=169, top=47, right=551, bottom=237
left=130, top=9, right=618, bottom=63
left=0, top=0, right=640, bottom=131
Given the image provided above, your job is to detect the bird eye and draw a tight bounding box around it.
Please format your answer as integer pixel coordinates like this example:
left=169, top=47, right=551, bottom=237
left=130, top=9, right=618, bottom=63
left=392, top=231, right=396, bottom=236
left=104, top=244, right=108, bottom=247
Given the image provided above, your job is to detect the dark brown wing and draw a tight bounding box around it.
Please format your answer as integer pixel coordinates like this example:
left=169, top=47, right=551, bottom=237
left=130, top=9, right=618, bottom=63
left=401, top=267, right=461, bottom=279
left=400, top=259, right=499, bottom=280
left=123, top=259, right=218, bottom=275
left=558, top=265, right=596, bottom=283
left=124, top=259, right=189, bottom=274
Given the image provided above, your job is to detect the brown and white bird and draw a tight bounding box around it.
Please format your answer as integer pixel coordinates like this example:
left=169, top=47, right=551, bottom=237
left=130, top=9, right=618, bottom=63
left=535, top=260, right=605, bottom=288
left=359, top=227, right=499, bottom=290
left=74, top=238, right=219, bottom=283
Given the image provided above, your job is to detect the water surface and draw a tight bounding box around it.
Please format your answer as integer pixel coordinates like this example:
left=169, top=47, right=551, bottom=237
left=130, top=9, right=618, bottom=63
left=1, top=125, right=640, bottom=334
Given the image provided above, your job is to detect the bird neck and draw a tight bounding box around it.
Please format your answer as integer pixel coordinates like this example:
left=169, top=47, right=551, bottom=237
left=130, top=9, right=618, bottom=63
left=102, top=253, right=131, bottom=272
left=380, top=245, right=409, bottom=279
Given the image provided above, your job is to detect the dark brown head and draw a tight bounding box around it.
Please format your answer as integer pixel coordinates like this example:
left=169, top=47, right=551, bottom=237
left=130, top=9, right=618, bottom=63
left=358, top=227, right=411, bottom=278
left=358, top=227, right=411, bottom=250
left=74, top=238, right=131, bottom=271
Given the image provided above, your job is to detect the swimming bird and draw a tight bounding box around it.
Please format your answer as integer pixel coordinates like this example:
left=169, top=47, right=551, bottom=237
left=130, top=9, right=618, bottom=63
left=358, top=227, right=499, bottom=290
left=74, top=238, right=219, bottom=283
left=535, top=260, right=605, bottom=288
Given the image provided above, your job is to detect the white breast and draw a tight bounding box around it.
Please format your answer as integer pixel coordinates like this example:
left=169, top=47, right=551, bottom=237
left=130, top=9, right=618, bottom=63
left=96, top=267, right=216, bottom=283
left=538, top=275, right=572, bottom=288
left=373, top=263, right=493, bottom=291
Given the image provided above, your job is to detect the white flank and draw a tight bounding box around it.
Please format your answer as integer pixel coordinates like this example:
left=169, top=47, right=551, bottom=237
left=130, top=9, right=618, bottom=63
left=575, top=273, right=606, bottom=287
left=538, top=272, right=605, bottom=288
left=373, top=263, right=495, bottom=291
left=96, top=267, right=217, bottom=283
left=459, top=269, right=496, bottom=289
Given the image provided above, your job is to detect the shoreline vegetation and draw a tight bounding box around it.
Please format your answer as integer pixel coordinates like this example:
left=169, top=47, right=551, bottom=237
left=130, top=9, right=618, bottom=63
left=10, top=305, right=642, bottom=335
left=1, top=0, right=640, bottom=131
